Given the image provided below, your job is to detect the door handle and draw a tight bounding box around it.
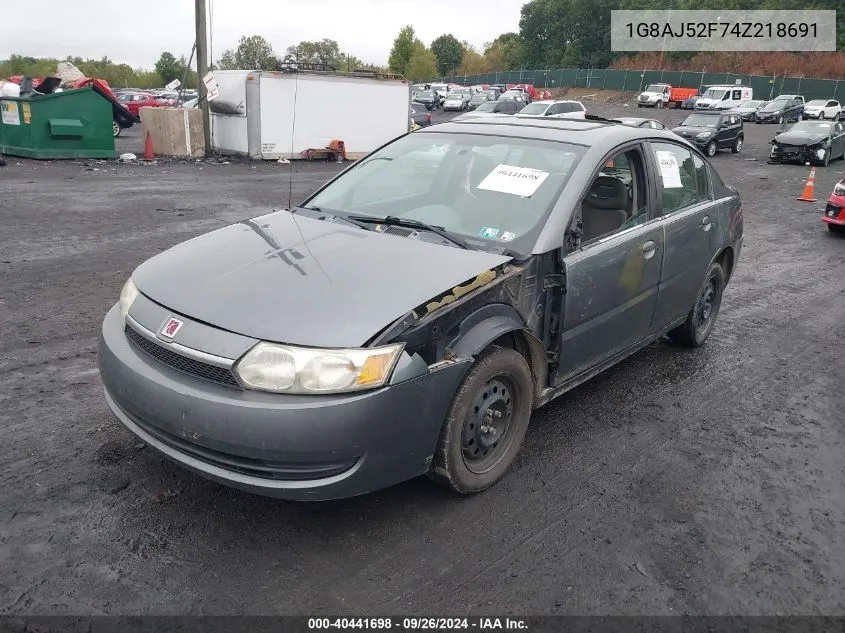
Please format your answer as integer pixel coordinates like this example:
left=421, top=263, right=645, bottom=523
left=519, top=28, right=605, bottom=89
left=701, top=216, right=712, bottom=231
left=641, top=240, right=657, bottom=259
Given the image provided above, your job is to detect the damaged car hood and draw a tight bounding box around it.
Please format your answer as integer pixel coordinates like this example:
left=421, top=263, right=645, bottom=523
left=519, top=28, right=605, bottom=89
left=132, top=211, right=511, bottom=348
left=773, top=131, right=829, bottom=145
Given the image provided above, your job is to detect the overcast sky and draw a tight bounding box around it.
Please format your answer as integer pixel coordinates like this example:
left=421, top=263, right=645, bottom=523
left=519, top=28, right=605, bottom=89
left=1, top=0, right=527, bottom=68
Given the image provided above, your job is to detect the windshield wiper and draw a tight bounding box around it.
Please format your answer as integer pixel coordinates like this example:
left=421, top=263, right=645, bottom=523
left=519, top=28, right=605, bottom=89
left=291, top=206, right=375, bottom=231
left=346, top=214, right=471, bottom=250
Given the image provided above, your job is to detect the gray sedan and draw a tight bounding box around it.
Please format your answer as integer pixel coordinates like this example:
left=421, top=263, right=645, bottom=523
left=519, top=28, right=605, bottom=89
left=99, top=117, right=743, bottom=500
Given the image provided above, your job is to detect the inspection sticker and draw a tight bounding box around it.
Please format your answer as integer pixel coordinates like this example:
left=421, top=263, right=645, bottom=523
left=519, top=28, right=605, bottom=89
left=477, top=164, right=550, bottom=197
left=1, top=101, right=20, bottom=126
left=655, top=151, right=683, bottom=188
left=479, top=227, right=500, bottom=239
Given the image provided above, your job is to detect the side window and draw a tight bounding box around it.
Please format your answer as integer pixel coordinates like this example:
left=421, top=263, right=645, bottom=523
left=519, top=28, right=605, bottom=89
left=545, top=104, right=560, bottom=116
left=733, top=90, right=742, bottom=100
left=650, top=142, right=709, bottom=214
left=578, top=148, right=646, bottom=244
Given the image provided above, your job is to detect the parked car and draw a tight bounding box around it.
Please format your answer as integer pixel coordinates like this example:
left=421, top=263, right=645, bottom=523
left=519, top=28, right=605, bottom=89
left=612, top=117, right=666, bottom=129
left=99, top=116, right=742, bottom=500
left=499, top=90, right=526, bottom=102
left=774, top=94, right=805, bottom=105
left=455, top=99, right=526, bottom=119
left=116, top=91, right=174, bottom=117
left=768, top=120, right=845, bottom=167
left=514, top=100, right=586, bottom=119
left=802, top=99, right=842, bottom=120
left=444, top=90, right=472, bottom=111
left=412, top=90, right=439, bottom=111
left=754, top=97, right=804, bottom=124
left=681, top=95, right=700, bottom=109
left=672, top=111, right=744, bottom=157
left=822, top=177, right=845, bottom=233
left=410, top=105, right=433, bottom=128
left=467, top=92, right=493, bottom=110
left=728, top=100, right=767, bottom=121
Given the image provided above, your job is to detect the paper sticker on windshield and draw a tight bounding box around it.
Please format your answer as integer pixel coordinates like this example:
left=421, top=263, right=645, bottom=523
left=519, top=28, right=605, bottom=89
left=477, top=164, right=550, bottom=197
left=499, top=231, right=516, bottom=242
left=655, top=151, right=683, bottom=188
left=479, top=227, right=500, bottom=239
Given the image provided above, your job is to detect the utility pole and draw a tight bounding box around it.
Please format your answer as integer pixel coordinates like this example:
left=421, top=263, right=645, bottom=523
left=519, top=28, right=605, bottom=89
left=195, top=0, right=210, bottom=154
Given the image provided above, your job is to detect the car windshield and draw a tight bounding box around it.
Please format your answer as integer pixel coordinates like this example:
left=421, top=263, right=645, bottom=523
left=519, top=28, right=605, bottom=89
left=470, top=94, right=486, bottom=102
left=805, top=100, right=827, bottom=106
left=740, top=100, right=762, bottom=107
left=519, top=103, right=550, bottom=115
left=418, top=91, right=434, bottom=98
left=645, top=84, right=666, bottom=92
left=762, top=99, right=789, bottom=111
left=305, top=132, right=584, bottom=253
left=787, top=121, right=832, bottom=134
left=474, top=102, right=497, bottom=112
left=702, top=89, right=726, bottom=99
left=681, top=114, right=719, bottom=127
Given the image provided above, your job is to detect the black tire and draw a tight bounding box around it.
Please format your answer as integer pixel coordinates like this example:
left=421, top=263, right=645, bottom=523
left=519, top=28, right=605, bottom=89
left=731, top=136, right=743, bottom=153
left=656, top=100, right=663, bottom=109
left=113, top=120, right=122, bottom=138
left=828, top=223, right=845, bottom=234
left=819, top=149, right=830, bottom=167
left=428, top=346, right=533, bottom=494
left=668, top=261, right=725, bottom=348
left=705, top=141, right=717, bottom=157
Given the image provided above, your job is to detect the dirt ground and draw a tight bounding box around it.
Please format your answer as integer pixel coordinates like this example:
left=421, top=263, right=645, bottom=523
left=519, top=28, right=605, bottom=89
left=1, top=105, right=844, bottom=618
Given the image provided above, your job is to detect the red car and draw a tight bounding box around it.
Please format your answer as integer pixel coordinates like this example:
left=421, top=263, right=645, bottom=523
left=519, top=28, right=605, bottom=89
left=116, top=91, right=174, bottom=116
left=823, top=177, right=845, bottom=234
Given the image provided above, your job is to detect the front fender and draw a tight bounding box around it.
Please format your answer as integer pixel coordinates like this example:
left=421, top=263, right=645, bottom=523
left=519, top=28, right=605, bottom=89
left=447, top=304, right=526, bottom=359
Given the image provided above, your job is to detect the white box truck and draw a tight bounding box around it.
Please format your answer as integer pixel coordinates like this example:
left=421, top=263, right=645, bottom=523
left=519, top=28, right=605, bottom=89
left=210, top=69, right=411, bottom=160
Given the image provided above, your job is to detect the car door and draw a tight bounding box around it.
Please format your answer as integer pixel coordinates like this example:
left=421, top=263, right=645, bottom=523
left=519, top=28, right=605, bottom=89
left=791, top=98, right=803, bottom=121
left=828, top=100, right=841, bottom=119
left=555, top=144, right=665, bottom=382
left=833, top=122, right=845, bottom=158
left=647, top=141, right=720, bottom=329
left=716, top=116, right=733, bottom=148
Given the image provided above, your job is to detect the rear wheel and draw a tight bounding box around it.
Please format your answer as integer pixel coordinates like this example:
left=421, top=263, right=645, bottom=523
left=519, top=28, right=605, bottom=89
left=731, top=136, right=743, bottom=153
left=668, top=262, right=725, bottom=348
left=112, top=120, right=121, bottom=138
left=428, top=347, right=533, bottom=494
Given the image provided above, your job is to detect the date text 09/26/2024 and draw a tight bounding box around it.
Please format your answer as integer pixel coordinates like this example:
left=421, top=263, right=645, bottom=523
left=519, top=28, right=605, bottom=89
left=307, top=618, right=529, bottom=631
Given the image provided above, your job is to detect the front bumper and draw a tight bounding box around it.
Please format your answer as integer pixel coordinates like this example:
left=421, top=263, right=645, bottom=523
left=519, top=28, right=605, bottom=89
left=98, top=305, right=469, bottom=500
left=768, top=145, right=826, bottom=164
left=823, top=197, right=845, bottom=225
left=754, top=113, right=782, bottom=123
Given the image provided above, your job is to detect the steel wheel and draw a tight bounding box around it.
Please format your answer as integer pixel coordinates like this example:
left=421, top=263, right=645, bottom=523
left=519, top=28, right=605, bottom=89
left=694, top=276, right=721, bottom=337
left=668, top=261, right=726, bottom=348
left=428, top=347, right=533, bottom=494
left=112, top=120, right=121, bottom=138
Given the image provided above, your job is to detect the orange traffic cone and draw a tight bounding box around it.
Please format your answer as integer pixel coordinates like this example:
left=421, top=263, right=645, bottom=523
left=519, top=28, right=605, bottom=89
left=797, top=167, right=817, bottom=202
left=143, top=130, right=154, bottom=161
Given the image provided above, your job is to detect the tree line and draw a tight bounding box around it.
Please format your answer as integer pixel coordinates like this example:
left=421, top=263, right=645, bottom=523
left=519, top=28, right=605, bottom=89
left=390, top=0, right=843, bottom=82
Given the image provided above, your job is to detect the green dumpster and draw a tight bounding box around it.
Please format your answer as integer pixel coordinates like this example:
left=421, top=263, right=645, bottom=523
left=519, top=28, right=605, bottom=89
left=0, top=85, right=116, bottom=159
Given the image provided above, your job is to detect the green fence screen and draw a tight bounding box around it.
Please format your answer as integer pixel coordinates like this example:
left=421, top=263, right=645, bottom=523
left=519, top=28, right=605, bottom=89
left=440, top=69, right=845, bottom=103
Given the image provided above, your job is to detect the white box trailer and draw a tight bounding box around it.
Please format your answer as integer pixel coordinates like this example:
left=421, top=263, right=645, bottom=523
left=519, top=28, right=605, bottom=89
left=210, top=69, right=412, bottom=160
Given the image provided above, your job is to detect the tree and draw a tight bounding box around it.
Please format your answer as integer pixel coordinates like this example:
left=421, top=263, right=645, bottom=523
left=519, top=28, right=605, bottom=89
left=457, top=43, right=491, bottom=75
left=484, top=33, right=523, bottom=71
left=216, top=35, right=278, bottom=71
left=154, top=52, right=181, bottom=84
left=283, top=39, right=372, bottom=71
left=406, top=42, right=439, bottom=81
left=389, top=25, right=419, bottom=76
left=430, top=34, right=464, bottom=76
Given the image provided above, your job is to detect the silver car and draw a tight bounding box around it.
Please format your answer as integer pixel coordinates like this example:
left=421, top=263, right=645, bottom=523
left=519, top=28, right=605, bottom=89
left=100, top=118, right=743, bottom=501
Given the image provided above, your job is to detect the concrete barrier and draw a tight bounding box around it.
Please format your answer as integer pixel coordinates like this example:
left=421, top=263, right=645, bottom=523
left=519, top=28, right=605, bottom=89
left=139, top=107, right=205, bottom=158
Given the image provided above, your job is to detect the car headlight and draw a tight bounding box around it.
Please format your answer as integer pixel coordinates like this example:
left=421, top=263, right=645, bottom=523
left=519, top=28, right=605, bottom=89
left=833, top=182, right=845, bottom=196
left=118, top=277, right=139, bottom=326
left=696, top=132, right=711, bottom=139
left=234, top=341, right=405, bottom=394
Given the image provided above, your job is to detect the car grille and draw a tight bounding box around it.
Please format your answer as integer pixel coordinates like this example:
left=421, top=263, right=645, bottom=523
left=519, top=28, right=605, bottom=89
left=826, top=202, right=843, bottom=218
left=125, top=324, right=241, bottom=389
left=130, top=412, right=359, bottom=481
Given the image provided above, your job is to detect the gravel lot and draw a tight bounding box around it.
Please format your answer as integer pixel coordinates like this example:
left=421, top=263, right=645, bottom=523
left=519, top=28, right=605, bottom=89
left=1, top=103, right=844, bottom=617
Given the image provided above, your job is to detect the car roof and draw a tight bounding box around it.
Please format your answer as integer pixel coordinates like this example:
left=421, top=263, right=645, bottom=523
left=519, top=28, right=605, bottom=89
left=417, top=116, right=681, bottom=146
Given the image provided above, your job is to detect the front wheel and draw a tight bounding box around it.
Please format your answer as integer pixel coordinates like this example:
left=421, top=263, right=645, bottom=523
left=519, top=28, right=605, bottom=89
left=656, top=100, right=663, bottom=109
left=819, top=149, right=830, bottom=167
left=668, top=261, right=726, bottom=348
left=732, top=136, right=743, bottom=153
left=428, top=346, right=533, bottom=494
left=705, top=141, right=717, bottom=157
left=828, top=223, right=845, bottom=234
left=778, top=115, right=784, bottom=124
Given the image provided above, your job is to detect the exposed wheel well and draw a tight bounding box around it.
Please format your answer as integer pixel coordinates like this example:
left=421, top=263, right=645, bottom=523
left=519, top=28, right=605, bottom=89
left=490, top=330, right=548, bottom=402
left=716, top=246, right=735, bottom=284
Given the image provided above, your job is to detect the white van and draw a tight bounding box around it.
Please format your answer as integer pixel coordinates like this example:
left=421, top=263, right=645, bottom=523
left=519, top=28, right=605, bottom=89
left=696, top=85, right=753, bottom=110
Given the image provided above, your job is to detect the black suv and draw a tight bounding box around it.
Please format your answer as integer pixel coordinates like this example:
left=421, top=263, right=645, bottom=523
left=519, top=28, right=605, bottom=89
left=671, top=111, right=744, bottom=157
